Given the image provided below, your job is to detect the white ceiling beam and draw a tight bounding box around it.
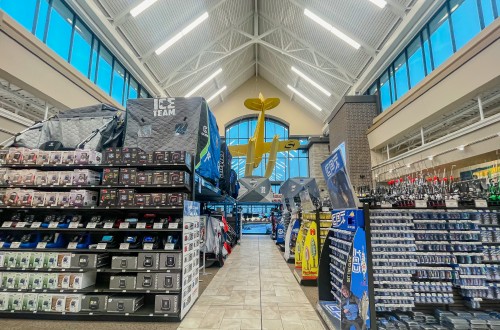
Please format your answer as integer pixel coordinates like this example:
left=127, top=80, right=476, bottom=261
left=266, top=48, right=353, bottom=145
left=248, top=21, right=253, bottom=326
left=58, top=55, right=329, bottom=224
left=287, top=0, right=377, bottom=57
left=164, top=28, right=278, bottom=89
left=385, top=0, right=408, bottom=17
left=254, top=0, right=259, bottom=77
left=108, top=0, right=145, bottom=27
left=208, top=61, right=255, bottom=106
left=139, top=0, right=234, bottom=62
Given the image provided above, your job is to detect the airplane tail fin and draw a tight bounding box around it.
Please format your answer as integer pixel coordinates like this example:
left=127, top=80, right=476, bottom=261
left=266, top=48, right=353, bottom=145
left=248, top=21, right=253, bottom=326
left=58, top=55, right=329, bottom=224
left=244, top=97, right=280, bottom=111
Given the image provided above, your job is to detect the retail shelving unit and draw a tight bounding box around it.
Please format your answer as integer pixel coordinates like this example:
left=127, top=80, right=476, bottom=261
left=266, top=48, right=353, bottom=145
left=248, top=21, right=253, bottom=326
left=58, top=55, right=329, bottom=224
left=0, top=151, right=201, bottom=322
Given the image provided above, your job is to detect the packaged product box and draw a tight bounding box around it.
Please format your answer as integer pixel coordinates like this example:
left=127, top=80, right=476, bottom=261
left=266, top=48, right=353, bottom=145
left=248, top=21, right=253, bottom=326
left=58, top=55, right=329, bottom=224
left=57, top=253, right=72, bottom=268
left=0, top=293, right=8, bottom=310
left=52, top=294, right=67, bottom=312
left=17, top=273, right=30, bottom=289
left=4, top=272, right=18, bottom=289
left=65, top=294, right=82, bottom=312
left=167, top=193, right=186, bottom=207
left=46, top=172, right=59, bottom=185
left=8, top=292, right=23, bottom=310
left=32, top=192, right=47, bottom=207
left=0, top=252, right=4, bottom=267
left=70, top=253, right=109, bottom=268
left=17, top=252, right=31, bottom=268
left=37, top=294, right=53, bottom=311
left=48, top=151, right=63, bottom=165
left=137, top=253, right=159, bottom=270
left=6, top=148, right=25, bottom=164
left=44, top=252, right=59, bottom=268
left=9, top=171, right=23, bottom=185
left=75, top=150, right=102, bottom=165
left=0, top=189, right=6, bottom=206
left=34, top=172, right=48, bottom=186
left=111, top=256, right=138, bottom=270
left=109, top=276, right=136, bottom=290
left=152, top=171, right=167, bottom=185
left=137, top=150, right=154, bottom=164
left=133, top=193, right=151, bottom=207
left=45, top=192, right=58, bottom=207
left=136, top=273, right=157, bottom=289
left=157, top=273, right=181, bottom=290
left=100, top=189, right=117, bottom=207
left=107, top=295, right=144, bottom=313
left=153, top=151, right=170, bottom=164
left=22, top=170, right=37, bottom=185
left=170, top=151, right=190, bottom=165
left=36, top=150, right=49, bottom=165
left=117, top=189, right=135, bottom=206
left=18, top=190, right=34, bottom=207
left=29, top=273, right=44, bottom=290
left=119, top=168, right=137, bottom=185
left=30, top=252, right=45, bottom=268
left=23, top=149, right=38, bottom=165
left=5, top=252, right=18, bottom=268
left=4, top=189, right=20, bottom=206
left=0, top=168, right=8, bottom=185
left=103, top=147, right=121, bottom=165
left=150, top=193, right=167, bottom=206
left=154, top=294, right=180, bottom=314
left=22, top=293, right=38, bottom=311
left=81, top=294, right=109, bottom=312
left=169, top=171, right=189, bottom=185
left=159, top=253, right=182, bottom=270
left=0, top=149, right=8, bottom=165
left=103, top=168, right=120, bottom=185
left=58, top=273, right=71, bottom=289
left=72, top=169, right=100, bottom=186
left=69, top=189, right=98, bottom=207
left=61, top=151, right=75, bottom=165
left=121, top=148, right=142, bottom=165
left=56, top=192, right=70, bottom=207
left=136, top=171, right=153, bottom=185
left=58, top=171, right=74, bottom=186
left=44, top=273, right=59, bottom=290
left=70, top=271, right=96, bottom=289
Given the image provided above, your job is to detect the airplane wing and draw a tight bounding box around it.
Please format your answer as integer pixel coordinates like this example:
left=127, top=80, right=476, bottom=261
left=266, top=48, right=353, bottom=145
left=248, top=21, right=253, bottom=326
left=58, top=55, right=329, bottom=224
left=228, top=144, right=249, bottom=157
left=262, top=139, right=301, bottom=153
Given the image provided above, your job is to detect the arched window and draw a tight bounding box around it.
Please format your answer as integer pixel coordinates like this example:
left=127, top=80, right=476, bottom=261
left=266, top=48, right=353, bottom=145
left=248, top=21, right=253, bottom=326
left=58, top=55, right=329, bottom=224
left=225, top=117, right=309, bottom=188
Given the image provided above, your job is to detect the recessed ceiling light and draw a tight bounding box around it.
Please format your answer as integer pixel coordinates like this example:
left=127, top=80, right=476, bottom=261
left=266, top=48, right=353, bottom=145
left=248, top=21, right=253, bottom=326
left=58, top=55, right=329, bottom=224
left=287, top=85, right=322, bottom=111
left=185, top=68, right=222, bottom=97
left=406, top=164, right=411, bottom=168
left=457, top=145, right=465, bottom=151
left=368, top=0, right=387, bottom=9
left=207, top=86, right=227, bottom=103
left=291, top=66, right=331, bottom=97
left=130, top=0, right=158, bottom=17
left=304, top=9, right=361, bottom=49
left=155, top=12, right=209, bottom=55
left=428, top=156, right=434, bottom=161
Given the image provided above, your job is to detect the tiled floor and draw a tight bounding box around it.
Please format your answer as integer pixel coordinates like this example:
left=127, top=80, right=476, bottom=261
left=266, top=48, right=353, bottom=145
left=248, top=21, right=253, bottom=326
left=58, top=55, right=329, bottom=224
left=179, top=235, right=325, bottom=330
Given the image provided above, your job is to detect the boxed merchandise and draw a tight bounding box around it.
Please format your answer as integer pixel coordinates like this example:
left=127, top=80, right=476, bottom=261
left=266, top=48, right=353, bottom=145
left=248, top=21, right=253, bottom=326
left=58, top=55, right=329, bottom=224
left=136, top=273, right=157, bottom=290
left=61, top=151, right=75, bottom=165
left=23, top=149, right=38, bottom=165
left=136, top=171, right=153, bottom=185
left=111, top=256, right=138, bottom=270
left=0, top=252, right=4, bottom=267
left=68, top=272, right=96, bottom=289
left=22, top=170, right=36, bottom=185
left=103, top=168, right=120, bottom=185
left=81, top=294, right=109, bottom=312
left=117, top=189, right=135, bottom=206
left=34, top=172, right=48, bottom=186
left=65, top=294, right=81, bottom=312
left=137, top=150, right=154, bottom=164
left=4, top=189, right=20, bottom=206
left=57, top=253, right=72, bottom=268
left=107, top=295, right=144, bottom=313
left=157, top=273, right=181, bottom=290
left=169, top=171, right=189, bottom=185
left=109, top=276, right=136, bottom=290
left=29, top=273, right=44, bottom=290
left=119, top=168, right=137, bottom=185
left=17, top=273, right=30, bottom=289
left=0, top=149, right=8, bottom=165
left=9, top=171, right=23, bottom=185
left=72, top=169, right=100, bottom=186
left=6, top=148, right=25, bottom=164
left=70, top=253, right=109, bottom=268
left=36, top=150, right=49, bottom=165
left=167, top=193, right=186, bottom=207
left=100, top=189, right=117, bottom=207
left=32, top=192, right=46, bottom=207
left=30, top=252, right=45, bottom=268
left=0, top=189, right=6, bottom=206
left=44, top=252, right=59, bottom=268
left=121, top=148, right=142, bottom=165
left=159, top=253, right=182, bottom=270
left=138, top=253, right=159, bottom=270
left=37, top=294, right=53, bottom=311
left=0, top=293, right=7, bottom=310
left=154, top=294, right=180, bottom=314
left=47, top=172, right=60, bottom=185
left=150, top=193, right=167, bottom=206
left=0, top=168, right=8, bottom=185
left=59, top=171, right=73, bottom=185
left=133, top=193, right=151, bottom=207
left=18, top=190, right=34, bottom=206
left=103, top=147, right=121, bottom=165
left=152, top=171, right=167, bottom=185
left=18, top=252, right=31, bottom=268
left=3, top=272, right=17, bottom=288
left=56, top=192, right=70, bottom=207
left=69, top=189, right=98, bottom=207
left=22, top=293, right=38, bottom=311
left=8, top=292, right=23, bottom=310
left=153, top=151, right=169, bottom=164
left=52, top=294, right=67, bottom=312
left=48, top=151, right=62, bottom=165
left=75, top=150, right=102, bottom=165
left=44, top=273, right=59, bottom=290
left=5, top=252, right=18, bottom=267
left=45, top=192, right=58, bottom=206
left=171, top=151, right=190, bottom=165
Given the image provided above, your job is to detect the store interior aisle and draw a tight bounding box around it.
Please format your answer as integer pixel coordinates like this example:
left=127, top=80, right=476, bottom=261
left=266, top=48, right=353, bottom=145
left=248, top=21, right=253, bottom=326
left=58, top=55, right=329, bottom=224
left=179, top=236, right=325, bottom=330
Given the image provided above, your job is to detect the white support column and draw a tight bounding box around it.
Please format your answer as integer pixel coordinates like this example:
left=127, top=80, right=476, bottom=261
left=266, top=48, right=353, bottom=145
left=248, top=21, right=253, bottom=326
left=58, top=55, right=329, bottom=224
left=386, top=144, right=390, bottom=160
left=44, top=102, right=49, bottom=120
left=478, top=96, right=484, bottom=121
left=420, top=127, right=425, bottom=146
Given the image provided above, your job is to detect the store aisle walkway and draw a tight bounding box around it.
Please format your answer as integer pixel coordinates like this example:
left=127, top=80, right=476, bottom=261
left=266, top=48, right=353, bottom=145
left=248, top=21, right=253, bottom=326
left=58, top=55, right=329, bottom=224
left=179, top=235, right=325, bottom=330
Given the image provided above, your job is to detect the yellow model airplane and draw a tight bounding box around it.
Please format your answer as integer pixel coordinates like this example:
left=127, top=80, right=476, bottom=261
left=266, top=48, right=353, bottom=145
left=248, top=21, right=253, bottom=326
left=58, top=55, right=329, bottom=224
left=228, top=93, right=300, bottom=178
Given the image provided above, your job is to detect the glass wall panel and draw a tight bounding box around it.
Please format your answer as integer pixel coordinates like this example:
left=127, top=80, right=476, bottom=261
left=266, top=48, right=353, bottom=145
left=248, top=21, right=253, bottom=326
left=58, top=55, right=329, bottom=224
left=394, top=53, right=409, bottom=99
left=407, top=37, right=426, bottom=88
left=450, top=0, right=481, bottom=49
left=70, top=19, right=92, bottom=77
left=96, top=46, right=113, bottom=94
left=481, top=0, right=496, bottom=26
left=0, top=0, right=37, bottom=32
left=379, top=72, right=391, bottom=110
left=128, top=77, right=139, bottom=100
left=35, top=0, right=50, bottom=40
left=422, top=29, right=433, bottom=74
left=112, top=62, right=125, bottom=104
left=429, top=8, right=454, bottom=67
left=46, top=0, right=73, bottom=61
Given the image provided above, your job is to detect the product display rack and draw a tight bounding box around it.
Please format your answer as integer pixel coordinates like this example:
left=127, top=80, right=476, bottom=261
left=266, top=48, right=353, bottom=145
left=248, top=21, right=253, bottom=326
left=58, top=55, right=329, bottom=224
left=0, top=150, right=201, bottom=322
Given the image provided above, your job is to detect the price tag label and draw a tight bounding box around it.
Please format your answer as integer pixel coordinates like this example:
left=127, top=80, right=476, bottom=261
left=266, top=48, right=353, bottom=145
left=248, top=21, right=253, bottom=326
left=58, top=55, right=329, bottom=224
left=119, top=243, right=130, bottom=250
left=164, top=243, right=175, bottom=250
left=68, top=222, right=79, bottom=229
left=36, top=242, right=47, bottom=249
left=103, top=223, right=114, bottom=229
left=136, top=223, right=146, bottom=229
left=96, top=243, right=107, bottom=250
left=2, top=222, right=12, bottom=228
left=10, top=242, right=21, bottom=249
left=16, top=222, right=27, bottom=228
left=168, top=223, right=178, bottom=229
left=153, top=223, right=163, bottom=229
left=445, top=200, right=458, bottom=208
left=48, top=222, right=59, bottom=229
left=475, top=199, right=488, bottom=208
left=31, top=222, right=41, bottom=229
left=67, top=242, right=78, bottom=249
left=143, top=243, right=154, bottom=250
left=86, top=223, right=97, bottom=229
left=119, top=222, right=129, bottom=229
left=415, top=200, right=427, bottom=208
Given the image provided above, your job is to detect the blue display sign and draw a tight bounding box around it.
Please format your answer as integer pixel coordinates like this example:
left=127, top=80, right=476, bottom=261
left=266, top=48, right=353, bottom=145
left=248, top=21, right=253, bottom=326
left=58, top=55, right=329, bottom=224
left=331, top=210, right=364, bottom=232
left=276, top=222, right=285, bottom=244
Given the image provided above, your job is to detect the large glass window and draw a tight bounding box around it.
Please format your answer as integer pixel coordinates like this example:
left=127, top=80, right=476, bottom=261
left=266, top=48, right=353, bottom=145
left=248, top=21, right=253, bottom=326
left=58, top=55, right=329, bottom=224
left=407, top=37, right=426, bottom=88
left=34, top=0, right=50, bottom=40
left=89, top=39, right=98, bottom=81
left=394, top=53, right=409, bottom=99
left=46, top=0, right=73, bottom=61
left=70, top=19, right=92, bottom=77
left=422, top=29, right=434, bottom=74
left=450, top=0, right=481, bottom=49
left=96, top=47, right=113, bottom=94
left=429, top=8, right=454, bottom=67
left=0, top=0, right=37, bottom=32
left=481, top=0, right=496, bottom=26
left=128, top=77, right=139, bottom=100
left=112, top=62, right=126, bottom=104
left=379, top=72, right=392, bottom=110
